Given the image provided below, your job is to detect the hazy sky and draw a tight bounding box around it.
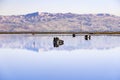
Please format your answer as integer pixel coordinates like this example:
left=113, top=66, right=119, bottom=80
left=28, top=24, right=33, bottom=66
left=0, top=0, right=120, bottom=15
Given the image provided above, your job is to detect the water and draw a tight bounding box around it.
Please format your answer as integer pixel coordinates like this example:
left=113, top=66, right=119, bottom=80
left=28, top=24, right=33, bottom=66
left=0, top=34, right=120, bottom=80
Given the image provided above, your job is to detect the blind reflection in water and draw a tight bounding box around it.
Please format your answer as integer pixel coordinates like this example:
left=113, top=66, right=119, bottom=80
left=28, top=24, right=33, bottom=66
left=0, top=34, right=120, bottom=80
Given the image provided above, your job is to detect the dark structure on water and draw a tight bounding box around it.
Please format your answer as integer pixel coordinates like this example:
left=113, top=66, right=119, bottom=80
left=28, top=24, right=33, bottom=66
left=53, top=37, right=64, bottom=47
left=85, top=35, right=91, bottom=40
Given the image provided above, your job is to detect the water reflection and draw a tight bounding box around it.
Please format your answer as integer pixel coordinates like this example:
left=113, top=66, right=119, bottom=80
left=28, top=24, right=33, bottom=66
left=0, top=34, right=120, bottom=51
left=0, top=34, right=120, bottom=80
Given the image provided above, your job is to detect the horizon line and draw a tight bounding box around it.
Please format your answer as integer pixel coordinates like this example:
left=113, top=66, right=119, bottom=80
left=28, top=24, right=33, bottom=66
left=0, top=11, right=119, bottom=16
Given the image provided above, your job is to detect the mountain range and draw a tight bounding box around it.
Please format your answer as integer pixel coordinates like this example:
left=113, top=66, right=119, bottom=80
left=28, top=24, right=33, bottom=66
left=0, top=12, right=120, bottom=32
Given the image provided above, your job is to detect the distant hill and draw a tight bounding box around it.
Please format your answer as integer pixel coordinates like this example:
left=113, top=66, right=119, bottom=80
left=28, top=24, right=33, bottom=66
left=0, top=12, right=120, bottom=32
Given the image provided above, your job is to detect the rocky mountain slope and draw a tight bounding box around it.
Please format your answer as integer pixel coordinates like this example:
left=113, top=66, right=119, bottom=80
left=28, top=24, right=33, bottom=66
left=0, top=12, right=120, bottom=32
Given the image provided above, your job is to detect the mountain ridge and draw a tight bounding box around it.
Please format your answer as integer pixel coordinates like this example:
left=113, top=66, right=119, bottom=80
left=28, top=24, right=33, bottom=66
left=0, top=12, right=120, bottom=32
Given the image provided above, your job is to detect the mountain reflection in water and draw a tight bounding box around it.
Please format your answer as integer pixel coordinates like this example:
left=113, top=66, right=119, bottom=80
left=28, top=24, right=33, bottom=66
left=0, top=34, right=120, bottom=52
left=0, top=34, right=120, bottom=80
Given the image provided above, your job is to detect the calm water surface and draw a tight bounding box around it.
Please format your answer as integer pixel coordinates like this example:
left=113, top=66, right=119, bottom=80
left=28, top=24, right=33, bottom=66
left=0, top=34, right=120, bottom=80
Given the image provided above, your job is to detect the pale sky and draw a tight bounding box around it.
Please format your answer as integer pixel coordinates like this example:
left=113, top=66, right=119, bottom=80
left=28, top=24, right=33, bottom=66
left=0, top=0, right=120, bottom=16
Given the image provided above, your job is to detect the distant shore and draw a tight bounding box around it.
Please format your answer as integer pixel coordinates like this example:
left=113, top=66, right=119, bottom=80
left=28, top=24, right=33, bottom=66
left=0, top=32, right=120, bottom=35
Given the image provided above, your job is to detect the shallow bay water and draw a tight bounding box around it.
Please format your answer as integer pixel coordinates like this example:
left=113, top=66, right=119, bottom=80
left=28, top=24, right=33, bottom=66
left=0, top=34, right=120, bottom=80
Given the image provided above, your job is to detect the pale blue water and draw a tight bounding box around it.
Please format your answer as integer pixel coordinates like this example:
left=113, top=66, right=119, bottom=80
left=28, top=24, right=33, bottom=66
left=0, top=34, right=120, bottom=80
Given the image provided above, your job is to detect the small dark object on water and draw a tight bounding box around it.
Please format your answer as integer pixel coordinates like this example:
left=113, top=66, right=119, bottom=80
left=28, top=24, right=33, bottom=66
left=53, top=37, right=64, bottom=47
left=72, top=34, right=76, bottom=37
left=85, top=35, right=91, bottom=40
